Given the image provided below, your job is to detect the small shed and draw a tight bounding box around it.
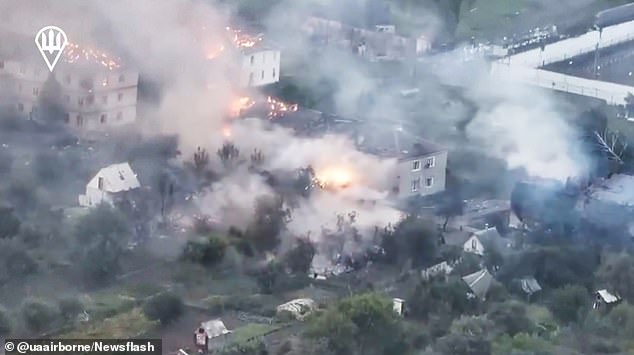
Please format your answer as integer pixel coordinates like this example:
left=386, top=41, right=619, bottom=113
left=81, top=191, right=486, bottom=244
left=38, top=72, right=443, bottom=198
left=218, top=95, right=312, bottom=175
left=276, top=298, right=316, bottom=320
left=593, top=289, right=621, bottom=310
left=462, top=269, right=494, bottom=300
left=392, top=298, right=405, bottom=316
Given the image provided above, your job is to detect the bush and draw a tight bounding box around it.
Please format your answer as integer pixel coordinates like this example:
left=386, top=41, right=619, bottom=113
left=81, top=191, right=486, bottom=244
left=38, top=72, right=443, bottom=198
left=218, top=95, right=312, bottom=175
left=0, top=305, right=12, bottom=336
left=18, top=225, right=44, bottom=248
left=0, top=207, right=20, bottom=239
left=549, top=285, right=590, bottom=324
left=282, top=238, right=315, bottom=275
left=142, top=292, right=184, bottom=325
left=21, top=299, right=59, bottom=332
left=58, top=297, right=83, bottom=322
left=182, top=235, right=228, bottom=267
left=6, top=249, right=38, bottom=277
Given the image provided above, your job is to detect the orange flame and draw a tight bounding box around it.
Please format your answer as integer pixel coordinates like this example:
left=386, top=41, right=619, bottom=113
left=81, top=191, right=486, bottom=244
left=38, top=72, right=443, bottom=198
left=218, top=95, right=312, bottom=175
left=64, top=42, right=121, bottom=71
left=314, top=166, right=356, bottom=189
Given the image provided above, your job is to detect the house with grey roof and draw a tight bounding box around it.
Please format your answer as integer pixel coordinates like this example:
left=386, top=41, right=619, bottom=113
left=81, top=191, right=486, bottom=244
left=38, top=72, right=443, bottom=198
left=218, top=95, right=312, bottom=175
left=357, top=128, right=447, bottom=199
left=593, top=289, right=621, bottom=311
left=517, top=277, right=542, bottom=301
left=462, top=269, right=494, bottom=300
left=78, top=162, right=140, bottom=207
left=442, top=230, right=485, bottom=256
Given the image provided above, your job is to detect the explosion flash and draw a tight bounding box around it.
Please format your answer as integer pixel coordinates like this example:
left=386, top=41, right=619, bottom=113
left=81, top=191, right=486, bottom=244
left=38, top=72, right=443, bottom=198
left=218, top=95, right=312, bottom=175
left=228, top=96, right=256, bottom=117
left=266, top=96, right=299, bottom=119
left=64, top=42, right=121, bottom=71
left=314, top=167, right=356, bottom=189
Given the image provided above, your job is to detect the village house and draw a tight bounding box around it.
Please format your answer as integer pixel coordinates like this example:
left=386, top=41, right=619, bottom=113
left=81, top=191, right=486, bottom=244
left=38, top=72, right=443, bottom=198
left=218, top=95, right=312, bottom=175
left=420, top=261, right=454, bottom=281
left=240, top=46, right=281, bottom=88
left=78, top=162, right=141, bottom=207
left=442, top=226, right=512, bottom=258
left=517, top=276, right=542, bottom=301
left=357, top=128, right=447, bottom=199
left=276, top=298, right=317, bottom=320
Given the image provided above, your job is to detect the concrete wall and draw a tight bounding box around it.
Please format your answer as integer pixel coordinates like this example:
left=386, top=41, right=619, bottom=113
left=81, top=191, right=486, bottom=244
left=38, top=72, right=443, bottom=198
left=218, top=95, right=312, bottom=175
left=394, top=150, right=447, bottom=198
left=241, top=49, right=281, bottom=87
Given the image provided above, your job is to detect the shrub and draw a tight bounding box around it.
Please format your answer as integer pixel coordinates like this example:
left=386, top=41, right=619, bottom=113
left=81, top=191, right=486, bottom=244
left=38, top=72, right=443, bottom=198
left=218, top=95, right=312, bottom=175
left=58, top=297, right=83, bottom=322
left=142, top=292, right=184, bottom=325
left=182, top=235, right=228, bottom=267
left=21, top=299, right=59, bottom=333
left=0, top=305, right=12, bottom=336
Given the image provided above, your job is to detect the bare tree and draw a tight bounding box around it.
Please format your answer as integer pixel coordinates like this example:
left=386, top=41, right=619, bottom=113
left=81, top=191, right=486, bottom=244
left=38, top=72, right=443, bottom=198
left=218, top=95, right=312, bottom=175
left=217, top=142, right=240, bottom=166
left=250, top=149, right=264, bottom=168
left=193, top=147, right=209, bottom=173
left=595, top=129, right=628, bottom=164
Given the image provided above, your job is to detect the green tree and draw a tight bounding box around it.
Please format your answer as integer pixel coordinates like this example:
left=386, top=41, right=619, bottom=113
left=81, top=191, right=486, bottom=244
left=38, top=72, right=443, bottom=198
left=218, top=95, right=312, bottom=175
left=409, top=278, right=475, bottom=319
left=306, top=293, right=408, bottom=355
left=435, top=315, right=494, bottom=355
left=382, top=216, right=438, bottom=268
left=549, top=285, right=590, bottom=324
left=246, top=195, right=289, bottom=252
left=282, top=238, right=315, bottom=274
left=488, top=301, right=534, bottom=336
left=74, top=204, right=130, bottom=245
left=596, top=252, right=634, bottom=302
left=143, top=292, right=184, bottom=325
left=5, top=249, right=37, bottom=277
left=78, top=234, right=124, bottom=286
left=182, top=235, right=228, bottom=267
left=0, top=207, right=20, bottom=239
left=254, top=261, right=284, bottom=294
left=21, top=298, right=59, bottom=333
left=0, top=305, right=12, bottom=336
left=58, top=297, right=83, bottom=323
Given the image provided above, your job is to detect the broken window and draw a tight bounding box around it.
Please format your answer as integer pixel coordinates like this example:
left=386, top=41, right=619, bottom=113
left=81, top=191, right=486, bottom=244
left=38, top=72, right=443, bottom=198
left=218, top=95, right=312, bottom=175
left=76, top=115, right=84, bottom=127
left=100, top=114, right=107, bottom=123
left=425, top=177, right=434, bottom=188
left=32, top=87, right=39, bottom=97
left=250, top=55, right=254, bottom=65
left=17, top=103, right=24, bottom=112
left=272, top=68, right=276, bottom=78
left=98, top=177, right=104, bottom=190
left=471, top=238, right=477, bottom=250
left=412, top=160, right=421, bottom=171
left=411, top=178, right=420, bottom=192
left=425, top=156, right=435, bottom=168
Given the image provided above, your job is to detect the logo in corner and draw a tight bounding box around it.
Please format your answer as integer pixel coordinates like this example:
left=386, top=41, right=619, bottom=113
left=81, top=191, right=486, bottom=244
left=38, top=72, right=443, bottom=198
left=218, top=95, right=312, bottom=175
left=35, top=26, right=68, bottom=72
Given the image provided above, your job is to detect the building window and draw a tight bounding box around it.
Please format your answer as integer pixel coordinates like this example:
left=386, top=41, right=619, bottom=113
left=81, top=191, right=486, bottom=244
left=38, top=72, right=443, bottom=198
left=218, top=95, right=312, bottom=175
left=64, top=113, right=70, bottom=124
left=412, top=160, right=421, bottom=171
left=272, top=68, right=276, bottom=78
left=78, top=98, right=84, bottom=106
left=98, top=177, right=104, bottom=190
left=102, top=77, right=109, bottom=87
left=76, top=115, right=84, bottom=127
left=411, top=178, right=421, bottom=192
left=425, top=156, right=435, bottom=168
left=32, top=87, right=39, bottom=97
left=118, top=74, right=125, bottom=83
left=100, top=114, right=107, bottom=123
left=118, top=93, right=123, bottom=102
left=17, top=103, right=24, bottom=112
left=250, top=55, right=254, bottom=65
left=471, top=238, right=477, bottom=250
left=261, top=70, right=264, bottom=79
left=116, top=112, right=123, bottom=120
left=87, top=95, right=94, bottom=105
left=425, top=177, right=434, bottom=188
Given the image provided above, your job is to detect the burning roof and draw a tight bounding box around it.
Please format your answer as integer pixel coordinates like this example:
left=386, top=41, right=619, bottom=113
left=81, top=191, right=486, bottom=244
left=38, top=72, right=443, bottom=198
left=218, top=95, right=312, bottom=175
left=204, top=26, right=265, bottom=59
left=228, top=95, right=298, bottom=119
left=63, top=42, right=121, bottom=71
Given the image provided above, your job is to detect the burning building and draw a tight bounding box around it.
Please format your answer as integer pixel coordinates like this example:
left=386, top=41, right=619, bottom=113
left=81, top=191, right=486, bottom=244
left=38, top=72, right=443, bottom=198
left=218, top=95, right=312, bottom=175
left=240, top=46, right=281, bottom=87
left=357, top=127, right=448, bottom=199
left=0, top=35, right=138, bottom=132
left=228, top=95, right=298, bottom=119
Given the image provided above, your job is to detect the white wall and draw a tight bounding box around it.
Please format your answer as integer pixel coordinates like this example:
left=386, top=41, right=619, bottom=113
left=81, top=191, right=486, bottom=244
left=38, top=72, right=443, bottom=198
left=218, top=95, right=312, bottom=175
left=463, top=235, right=485, bottom=256
left=395, top=150, right=448, bottom=199
left=241, top=49, right=281, bottom=87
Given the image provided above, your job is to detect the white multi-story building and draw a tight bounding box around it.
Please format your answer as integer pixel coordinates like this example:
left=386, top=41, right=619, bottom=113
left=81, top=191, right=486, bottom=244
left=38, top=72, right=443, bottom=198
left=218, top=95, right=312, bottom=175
left=239, top=47, right=281, bottom=87
left=55, top=66, right=138, bottom=130
left=0, top=49, right=138, bottom=132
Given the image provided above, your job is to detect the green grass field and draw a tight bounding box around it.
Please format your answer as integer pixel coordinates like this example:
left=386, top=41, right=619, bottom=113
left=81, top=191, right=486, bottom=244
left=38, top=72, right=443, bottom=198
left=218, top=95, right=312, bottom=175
left=456, top=0, right=632, bottom=40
